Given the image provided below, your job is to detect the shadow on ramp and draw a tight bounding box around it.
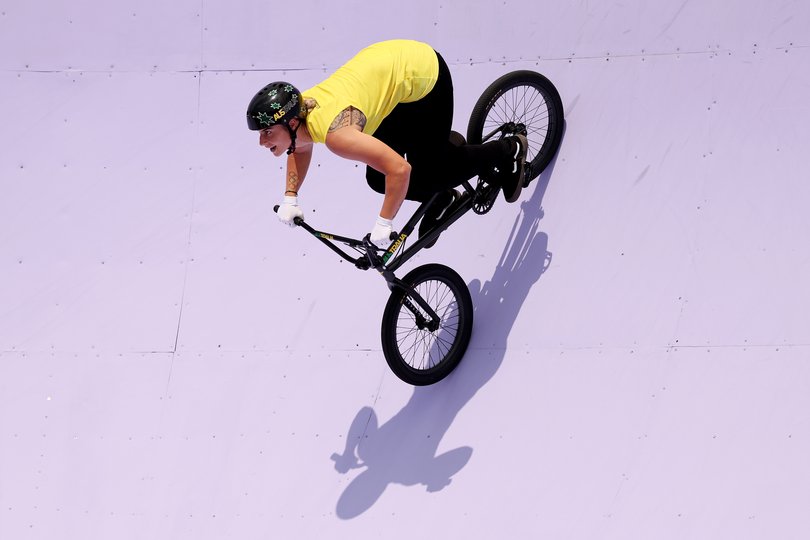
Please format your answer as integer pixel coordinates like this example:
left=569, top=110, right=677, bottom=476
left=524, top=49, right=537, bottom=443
left=332, top=155, right=559, bottom=520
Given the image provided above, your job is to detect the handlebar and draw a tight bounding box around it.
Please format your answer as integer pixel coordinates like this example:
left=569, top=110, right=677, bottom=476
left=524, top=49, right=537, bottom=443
left=271, top=204, right=394, bottom=272
left=272, top=204, right=396, bottom=242
left=270, top=194, right=470, bottom=298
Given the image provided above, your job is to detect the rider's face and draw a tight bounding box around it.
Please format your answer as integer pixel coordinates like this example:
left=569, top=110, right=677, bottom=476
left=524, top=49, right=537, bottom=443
left=259, top=125, right=289, bottom=157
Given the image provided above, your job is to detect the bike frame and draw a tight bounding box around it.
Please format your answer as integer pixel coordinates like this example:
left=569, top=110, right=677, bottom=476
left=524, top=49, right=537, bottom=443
left=277, top=179, right=477, bottom=324
left=287, top=178, right=477, bottom=277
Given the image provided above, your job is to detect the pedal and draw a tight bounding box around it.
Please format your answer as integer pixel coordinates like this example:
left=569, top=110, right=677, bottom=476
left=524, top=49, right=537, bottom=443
left=522, top=162, right=534, bottom=188
left=472, top=178, right=498, bottom=215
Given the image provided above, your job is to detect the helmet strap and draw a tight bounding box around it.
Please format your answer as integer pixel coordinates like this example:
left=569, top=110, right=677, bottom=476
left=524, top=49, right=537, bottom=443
left=286, top=120, right=301, bottom=155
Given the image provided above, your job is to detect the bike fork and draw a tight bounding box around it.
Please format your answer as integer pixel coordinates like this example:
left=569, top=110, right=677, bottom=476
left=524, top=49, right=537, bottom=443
left=381, top=270, right=441, bottom=329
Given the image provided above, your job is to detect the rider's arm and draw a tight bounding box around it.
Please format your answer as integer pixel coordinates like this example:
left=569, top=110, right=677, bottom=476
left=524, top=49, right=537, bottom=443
left=325, top=127, right=410, bottom=220
left=285, top=144, right=313, bottom=196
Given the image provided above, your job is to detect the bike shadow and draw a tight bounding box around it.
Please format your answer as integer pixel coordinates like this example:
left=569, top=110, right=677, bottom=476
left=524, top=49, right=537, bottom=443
left=332, top=153, right=560, bottom=520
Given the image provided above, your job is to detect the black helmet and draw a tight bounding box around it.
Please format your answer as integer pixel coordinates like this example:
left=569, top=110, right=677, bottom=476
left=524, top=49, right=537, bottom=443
left=246, top=82, right=301, bottom=131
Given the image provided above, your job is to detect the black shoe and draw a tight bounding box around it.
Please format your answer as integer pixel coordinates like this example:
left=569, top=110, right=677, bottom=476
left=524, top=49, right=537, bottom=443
left=500, top=134, right=528, bottom=203
left=418, top=189, right=460, bottom=249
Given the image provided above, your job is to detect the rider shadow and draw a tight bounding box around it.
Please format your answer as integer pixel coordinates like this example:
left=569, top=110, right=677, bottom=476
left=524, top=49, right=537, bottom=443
left=332, top=154, right=560, bottom=520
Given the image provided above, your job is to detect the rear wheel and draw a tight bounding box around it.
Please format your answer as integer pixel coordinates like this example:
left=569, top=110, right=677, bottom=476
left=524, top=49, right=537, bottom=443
left=467, top=70, right=564, bottom=184
left=381, top=264, right=473, bottom=386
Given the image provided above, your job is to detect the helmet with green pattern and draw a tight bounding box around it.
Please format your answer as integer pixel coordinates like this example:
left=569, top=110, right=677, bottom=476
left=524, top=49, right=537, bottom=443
left=246, top=81, right=302, bottom=154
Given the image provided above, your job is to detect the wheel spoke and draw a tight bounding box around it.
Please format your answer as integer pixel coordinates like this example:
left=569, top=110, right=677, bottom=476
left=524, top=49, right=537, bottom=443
left=483, top=85, right=552, bottom=169
left=393, top=277, right=462, bottom=371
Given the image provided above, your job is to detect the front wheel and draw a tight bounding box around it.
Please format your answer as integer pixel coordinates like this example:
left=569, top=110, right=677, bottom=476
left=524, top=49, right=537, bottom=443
left=467, top=70, right=564, bottom=184
left=381, top=264, right=473, bottom=386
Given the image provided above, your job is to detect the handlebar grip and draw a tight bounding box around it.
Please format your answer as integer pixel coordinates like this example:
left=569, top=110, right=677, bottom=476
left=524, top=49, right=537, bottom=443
left=273, top=204, right=304, bottom=226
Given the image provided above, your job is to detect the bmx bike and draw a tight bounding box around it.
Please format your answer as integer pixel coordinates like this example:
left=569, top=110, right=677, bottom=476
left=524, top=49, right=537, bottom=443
left=276, top=70, right=564, bottom=386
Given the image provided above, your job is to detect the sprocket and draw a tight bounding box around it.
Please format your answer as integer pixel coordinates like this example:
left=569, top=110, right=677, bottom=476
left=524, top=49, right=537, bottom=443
left=472, top=178, right=499, bottom=215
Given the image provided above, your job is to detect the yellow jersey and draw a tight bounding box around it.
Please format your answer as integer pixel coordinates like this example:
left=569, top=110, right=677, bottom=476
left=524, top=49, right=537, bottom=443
left=302, top=40, right=439, bottom=143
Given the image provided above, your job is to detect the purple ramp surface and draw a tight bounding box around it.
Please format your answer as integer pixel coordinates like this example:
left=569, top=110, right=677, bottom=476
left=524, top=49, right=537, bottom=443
left=1, top=1, right=809, bottom=539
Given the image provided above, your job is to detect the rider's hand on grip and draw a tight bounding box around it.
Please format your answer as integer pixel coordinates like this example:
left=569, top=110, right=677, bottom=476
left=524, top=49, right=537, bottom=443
left=276, top=195, right=304, bottom=227
left=370, top=216, right=393, bottom=249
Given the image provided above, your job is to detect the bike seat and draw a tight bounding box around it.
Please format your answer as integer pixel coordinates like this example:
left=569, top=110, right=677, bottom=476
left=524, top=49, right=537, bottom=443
left=449, top=130, right=466, bottom=147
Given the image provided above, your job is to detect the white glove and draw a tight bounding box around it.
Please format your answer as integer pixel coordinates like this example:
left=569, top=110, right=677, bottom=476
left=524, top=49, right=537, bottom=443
left=370, top=216, right=394, bottom=248
left=277, top=195, right=304, bottom=227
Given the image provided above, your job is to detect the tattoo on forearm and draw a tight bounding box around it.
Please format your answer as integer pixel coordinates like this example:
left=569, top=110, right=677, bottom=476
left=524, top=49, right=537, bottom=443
left=328, top=106, right=367, bottom=132
left=287, top=172, right=299, bottom=192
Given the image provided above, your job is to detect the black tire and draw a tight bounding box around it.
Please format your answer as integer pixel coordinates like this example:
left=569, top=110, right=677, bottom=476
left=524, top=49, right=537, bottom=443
left=467, top=70, right=564, bottom=182
left=381, top=264, right=473, bottom=386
